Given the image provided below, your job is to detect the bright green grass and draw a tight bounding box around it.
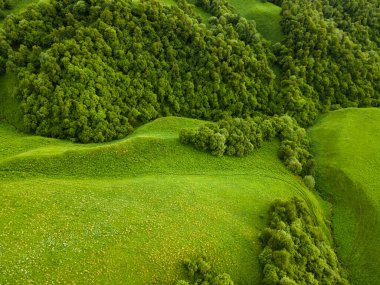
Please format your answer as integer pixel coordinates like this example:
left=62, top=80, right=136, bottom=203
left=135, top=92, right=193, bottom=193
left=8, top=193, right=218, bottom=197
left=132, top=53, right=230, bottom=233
left=227, top=0, right=283, bottom=42
left=0, top=117, right=328, bottom=284
left=310, top=108, right=380, bottom=285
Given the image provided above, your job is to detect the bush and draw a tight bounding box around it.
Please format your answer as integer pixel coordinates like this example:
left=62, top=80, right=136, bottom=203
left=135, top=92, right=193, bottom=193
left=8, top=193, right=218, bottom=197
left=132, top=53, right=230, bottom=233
left=303, top=175, right=315, bottom=190
left=180, top=115, right=316, bottom=187
left=178, top=256, right=234, bottom=285
left=180, top=116, right=278, bottom=157
left=0, top=9, right=5, bottom=19
left=259, top=197, right=349, bottom=285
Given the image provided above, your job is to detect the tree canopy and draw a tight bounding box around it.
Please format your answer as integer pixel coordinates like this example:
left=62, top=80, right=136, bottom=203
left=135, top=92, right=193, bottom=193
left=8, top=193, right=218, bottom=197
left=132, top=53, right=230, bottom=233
left=0, top=0, right=378, bottom=142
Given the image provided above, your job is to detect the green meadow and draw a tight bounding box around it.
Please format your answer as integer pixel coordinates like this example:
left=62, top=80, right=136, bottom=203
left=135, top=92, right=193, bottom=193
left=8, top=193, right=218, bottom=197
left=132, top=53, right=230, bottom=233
left=310, top=108, right=380, bottom=285
left=0, top=117, right=328, bottom=284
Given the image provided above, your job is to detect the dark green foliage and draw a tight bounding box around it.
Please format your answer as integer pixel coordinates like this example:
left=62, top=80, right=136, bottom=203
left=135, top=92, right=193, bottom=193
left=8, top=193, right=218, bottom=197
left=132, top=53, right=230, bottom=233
left=272, top=0, right=380, bottom=122
left=180, top=117, right=274, bottom=157
left=180, top=115, right=314, bottom=177
left=259, top=197, right=349, bottom=285
left=0, top=0, right=11, bottom=10
left=0, top=32, right=9, bottom=74
left=275, top=115, right=315, bottom=176
left=2, top=0, right=275, bottom=142
left=0, top=0, right=378, bottom=144
left=0, top=9, right=5, bottom=20
left=177, top=256, right=234, bottom=285
left=195, top=0, right=233, bottom=17
left=321, top=0, right=380, bottom=48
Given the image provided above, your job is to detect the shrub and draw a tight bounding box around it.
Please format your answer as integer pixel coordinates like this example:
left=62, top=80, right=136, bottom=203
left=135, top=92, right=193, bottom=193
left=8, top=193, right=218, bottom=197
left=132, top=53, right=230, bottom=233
left=259, top=197, right=349, bottom=285
left=178, top=256, right=234, bottom=285
left=303, top=175, right=316, bottom=190
left=180, top=115, right=316, bottom=185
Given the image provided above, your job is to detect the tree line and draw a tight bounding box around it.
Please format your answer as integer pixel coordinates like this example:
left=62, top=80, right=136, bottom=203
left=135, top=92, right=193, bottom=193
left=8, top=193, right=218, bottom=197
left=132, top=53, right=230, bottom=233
left=180, top=115, right=315, bottom=182
left=1, top=0, right=275, bottom=142
left=0, top=0, right=378, bottom=144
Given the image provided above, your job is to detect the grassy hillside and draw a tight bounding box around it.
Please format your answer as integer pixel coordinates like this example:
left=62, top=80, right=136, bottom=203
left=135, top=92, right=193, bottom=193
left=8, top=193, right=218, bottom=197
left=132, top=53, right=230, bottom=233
left=227, top=0, right=283, bottom=42
left=310, top=108, right=380, bottom=285
left=0, top=117, right=328, bottom=284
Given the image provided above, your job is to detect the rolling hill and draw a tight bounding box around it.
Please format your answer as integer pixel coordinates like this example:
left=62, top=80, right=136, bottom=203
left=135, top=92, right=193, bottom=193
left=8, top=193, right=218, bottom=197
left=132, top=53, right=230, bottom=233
left=310, top=108, right=380, bottom=285
left=0, top=117, right=329, bottom=284
left=0, top=0, right=379, bottom=284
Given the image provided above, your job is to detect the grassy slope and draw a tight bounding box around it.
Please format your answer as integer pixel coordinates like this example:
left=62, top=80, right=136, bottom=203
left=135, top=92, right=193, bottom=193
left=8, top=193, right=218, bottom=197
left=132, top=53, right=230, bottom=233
left=310, top=108, right=380, bottom=285
left=227, top=0, right=283, bottom=42
left=0, top=117, right=328, bottom=284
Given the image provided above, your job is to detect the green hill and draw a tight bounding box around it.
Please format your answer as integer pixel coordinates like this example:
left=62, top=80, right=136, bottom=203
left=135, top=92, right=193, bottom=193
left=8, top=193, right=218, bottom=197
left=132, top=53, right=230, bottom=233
left=0, top=117, right=328, bottom=284
left=310, top=108, right=380, bottom=285
left=0, top=0, right=379, bottom=283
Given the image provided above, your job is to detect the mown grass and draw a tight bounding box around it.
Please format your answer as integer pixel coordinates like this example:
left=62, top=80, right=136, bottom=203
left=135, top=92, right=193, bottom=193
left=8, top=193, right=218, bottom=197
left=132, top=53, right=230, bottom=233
left=0, top=117, right=328, bottom=284
left=310, top=108, right=380, bottom=285
left=227, top=0, right=283, bottom=42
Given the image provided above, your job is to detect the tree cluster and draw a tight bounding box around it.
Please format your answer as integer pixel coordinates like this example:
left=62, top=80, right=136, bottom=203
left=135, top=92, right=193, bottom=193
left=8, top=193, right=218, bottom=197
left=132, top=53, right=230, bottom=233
left=180, top=117, right=275, bottom=157
left=0, top=0, right=378, bottom=144
left=275, top=115, right=315, bottom=177
left=321, top=0, right=380, bottom=49
left=0, top=0, right=11, bottom=20
left=0, top=32, right=9, bottom=74
left=2, top=0, right=275, bottom=142
left=176, top=256, right=234, bottom=285
left=259, top=197, right=349, bottom=285
left=271, top=0, right=380, bottom=125
left=180, top=115, right=314, bottom=178
left=194, top=0, right=233, bottom=17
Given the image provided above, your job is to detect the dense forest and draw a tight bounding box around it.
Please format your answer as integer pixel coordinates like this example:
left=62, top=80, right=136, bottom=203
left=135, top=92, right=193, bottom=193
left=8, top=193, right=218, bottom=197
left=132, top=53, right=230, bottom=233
left=0, top=0, right=378, bottom=143
left=272, top=0, right=380, bottom=125
left=1, top=0, right=276, bottom=142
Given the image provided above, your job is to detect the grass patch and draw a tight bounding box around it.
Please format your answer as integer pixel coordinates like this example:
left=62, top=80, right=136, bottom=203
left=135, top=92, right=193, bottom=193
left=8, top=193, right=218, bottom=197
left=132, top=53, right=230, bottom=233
left=227, top=0, right=283, bottom=42
left=0, top=117, right=328, bottom=284
left=310, top=108, right=380, bottom=285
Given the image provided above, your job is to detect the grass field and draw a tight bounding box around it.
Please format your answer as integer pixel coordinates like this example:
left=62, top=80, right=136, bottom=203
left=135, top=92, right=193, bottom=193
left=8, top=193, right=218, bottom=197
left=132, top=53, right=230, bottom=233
left=310, top=108, right=380, bottom=285
left=227, top=0, right=283, bottom=42
left=0, top=117, right=329, bottom=284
